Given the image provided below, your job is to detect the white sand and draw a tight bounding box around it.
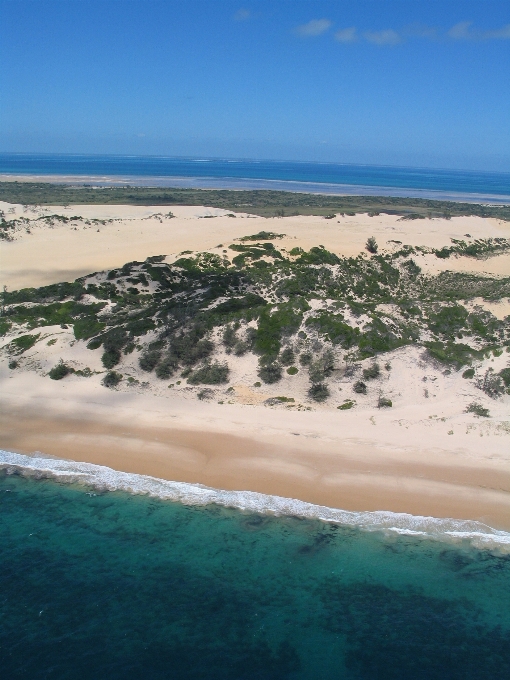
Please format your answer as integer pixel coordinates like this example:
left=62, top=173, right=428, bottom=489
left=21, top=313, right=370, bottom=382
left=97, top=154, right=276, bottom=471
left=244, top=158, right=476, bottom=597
left=2, top=200, right=509, bottom=290
left=1, top=200, right=509, bottom=527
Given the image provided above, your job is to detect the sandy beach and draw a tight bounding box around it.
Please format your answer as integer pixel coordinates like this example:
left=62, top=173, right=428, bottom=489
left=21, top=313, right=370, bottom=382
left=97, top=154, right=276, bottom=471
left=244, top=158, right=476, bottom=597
left=1, top=199, right=509, bottom=529
left=1, top=360, right=510, bottom=530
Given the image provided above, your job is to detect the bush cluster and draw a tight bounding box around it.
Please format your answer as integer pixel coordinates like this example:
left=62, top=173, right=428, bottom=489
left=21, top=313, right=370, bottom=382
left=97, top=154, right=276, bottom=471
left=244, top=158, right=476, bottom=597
left=102, top=371, right=122, bottom=388
left=258, top=361, right=283, bottom=384
left=363, top=363, right=380, bottom=380
left=49, top=361, right=73, bottom=380
left=188, top=362, right=230, bottom=385
left=308, top=383, right=330, bottom=402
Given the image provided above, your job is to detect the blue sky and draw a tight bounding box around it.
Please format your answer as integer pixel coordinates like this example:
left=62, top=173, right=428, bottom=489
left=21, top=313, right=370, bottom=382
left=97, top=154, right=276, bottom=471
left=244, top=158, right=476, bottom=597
left=1, top=0, right=509, bottom=170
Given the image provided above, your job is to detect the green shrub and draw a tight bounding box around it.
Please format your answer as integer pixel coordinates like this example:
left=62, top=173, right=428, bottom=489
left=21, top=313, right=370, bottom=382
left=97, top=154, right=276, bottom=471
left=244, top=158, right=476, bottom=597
left=280, top=347, right=295, bottom=366
left=155, top=355, right=179, bottom=379
left=167, top=332, right=214, bottom=367
left=222, top=325, right=237, bottom=348
left=254, top=303, right=304, bottom=356
left=425, top=341, right=480, bottom=368
left=240, top=231, right=284, bottom=241
left=215, top=294, right=266, bottom=315
left=10, top=334, right=40, bottom=354
left=378, top=396, right=392, bottom=408
left=479, top=368, right=505, bottom=397
left=308, top=350, right=335, bottom=383
left=363, top=363, right=380, bottom=380
left=233, top=340, right=249, bottom=356
left=366, top=237, right=378, bottom=254
left=49, top=361, right=73, bottom=380
left=462, top=368, right=475, bottom=379
left=338, top=400, right=355, bottom=410
left=465, top=402, right=490, bottom=417
left=258, top=362, right=282, bottom=384
left=139, top=350, right=161, bottom=372
left=75, top=367, right=93, bottom=377
left=101, top=348, right=121, bottom=369
left=306, top=314, right=360, bottom=348
left=296, top=247, right=340, bottom=265
left=8, top=359, right=18, bottom=369
left=102, top=328, right=129, bottom=353
left=188, top=362, right=230, bottom=385
left=287, top=366, right=298, bottom=375
left=0, top=319, right=12, bottom=335
left=265, top=396, right=295, bottom=405
left=102, top=371, right=122, bottom=388
left=500, top=367, right=510, bottom=387
left=308, top=383, right=330, bottom=402
left=87, top=338, right=102, bottom=350
left=73, top=317, right=105, bottom=340
left=353, top=381, right=367, bottom=394
left=299, top=352, right=312, bottom=366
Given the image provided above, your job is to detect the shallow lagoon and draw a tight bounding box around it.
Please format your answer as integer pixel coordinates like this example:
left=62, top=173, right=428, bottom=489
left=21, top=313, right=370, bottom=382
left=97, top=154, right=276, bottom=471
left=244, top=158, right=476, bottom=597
left=1, top=472, right=510, bottom=679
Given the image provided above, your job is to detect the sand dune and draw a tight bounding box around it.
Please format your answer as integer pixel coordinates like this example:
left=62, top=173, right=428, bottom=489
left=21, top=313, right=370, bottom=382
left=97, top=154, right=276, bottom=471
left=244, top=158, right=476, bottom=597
left=2, top=201, right=509, bottom=290
left=1, top=200, right=509, bottom=528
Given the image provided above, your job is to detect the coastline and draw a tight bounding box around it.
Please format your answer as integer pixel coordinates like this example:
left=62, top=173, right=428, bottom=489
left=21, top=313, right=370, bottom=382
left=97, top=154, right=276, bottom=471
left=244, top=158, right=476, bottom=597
left=1, top=197, right=509, bottom=544
left=1, top=373, right=509, bottom=534
left=2, top=448, right=510, bottom=551
left=2, top=172, right=510, bottom=204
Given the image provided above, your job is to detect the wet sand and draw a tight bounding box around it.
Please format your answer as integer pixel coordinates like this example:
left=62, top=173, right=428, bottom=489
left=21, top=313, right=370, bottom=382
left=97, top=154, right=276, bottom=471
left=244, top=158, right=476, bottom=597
left=1, top=374, right=509, bottom=531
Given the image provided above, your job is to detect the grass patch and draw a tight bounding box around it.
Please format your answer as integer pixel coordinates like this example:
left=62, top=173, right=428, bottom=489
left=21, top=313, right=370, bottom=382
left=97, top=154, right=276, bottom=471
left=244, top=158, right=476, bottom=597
left=338, top=400, right=355, bottom=410
left=9, top=333, right=40, bottom=354
left=465, top=402, right=490, bottom=417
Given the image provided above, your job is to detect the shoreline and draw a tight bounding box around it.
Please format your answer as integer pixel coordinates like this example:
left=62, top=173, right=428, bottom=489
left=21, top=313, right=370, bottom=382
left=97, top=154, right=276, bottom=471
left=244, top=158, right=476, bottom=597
left=2, top=448, right=509, bottom=552
left=2, top=173, right=510, bottom=204
left=1, top=374, right=509, bottom=533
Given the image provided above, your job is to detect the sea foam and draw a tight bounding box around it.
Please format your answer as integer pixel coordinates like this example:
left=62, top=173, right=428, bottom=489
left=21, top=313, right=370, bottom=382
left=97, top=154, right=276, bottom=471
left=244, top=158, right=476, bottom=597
left=1, top=449, right=509, bottom=552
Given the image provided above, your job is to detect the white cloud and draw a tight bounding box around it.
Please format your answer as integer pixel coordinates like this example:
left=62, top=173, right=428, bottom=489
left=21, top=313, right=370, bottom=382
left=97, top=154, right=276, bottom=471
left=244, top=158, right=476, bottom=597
left=488, top=24, right=510, bottom=39
left=449, top=21, right=510, bottom=40
left=334, top=27, right=357, bottom=43
left=234, top=8, right=251, bottom=22
left=294, top=19, right=332, bottom=37
left=403, top=23, right=438, bottom=40
left=448, top=21, right=472, bottom=39
left=364, top=29, right=401, bottom=46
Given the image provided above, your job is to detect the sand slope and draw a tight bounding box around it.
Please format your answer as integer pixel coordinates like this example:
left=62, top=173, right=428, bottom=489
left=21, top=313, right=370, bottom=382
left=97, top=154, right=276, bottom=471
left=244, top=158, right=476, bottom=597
left=2, top=200, right=510, bottom=290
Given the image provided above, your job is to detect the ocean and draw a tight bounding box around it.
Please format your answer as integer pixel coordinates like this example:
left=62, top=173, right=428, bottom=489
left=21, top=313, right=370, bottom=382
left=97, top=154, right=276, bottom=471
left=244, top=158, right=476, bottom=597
left=1, top=452, right=510, bottom=679
left=1, top=153, right=510, bottom=203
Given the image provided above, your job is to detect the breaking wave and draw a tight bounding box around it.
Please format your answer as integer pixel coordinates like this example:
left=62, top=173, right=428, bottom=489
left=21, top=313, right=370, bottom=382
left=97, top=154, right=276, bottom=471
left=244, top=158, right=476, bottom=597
left=2, top=449, right=509, bottom=552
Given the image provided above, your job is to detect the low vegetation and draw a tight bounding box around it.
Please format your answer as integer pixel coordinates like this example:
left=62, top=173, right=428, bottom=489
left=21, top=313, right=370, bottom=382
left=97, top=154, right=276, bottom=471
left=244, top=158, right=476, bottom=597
left=1, top=228, right=509, bottom=403
left=48, top=361, right=74, bottom=380
left=1, top=182, right=509, bottom=220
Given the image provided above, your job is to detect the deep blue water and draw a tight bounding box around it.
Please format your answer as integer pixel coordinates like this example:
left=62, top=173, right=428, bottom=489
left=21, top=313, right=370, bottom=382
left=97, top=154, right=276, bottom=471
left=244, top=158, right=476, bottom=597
left=1, top=153, right=510, bottom=202
left=1, top=471, right=510, bottom=680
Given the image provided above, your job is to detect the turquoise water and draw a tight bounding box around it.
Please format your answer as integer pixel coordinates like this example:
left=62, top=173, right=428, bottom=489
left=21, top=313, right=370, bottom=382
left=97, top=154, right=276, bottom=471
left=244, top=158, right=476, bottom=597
left=1, top=153, right=510, bottom=202
left=1, top=470, right=510, bottom=679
